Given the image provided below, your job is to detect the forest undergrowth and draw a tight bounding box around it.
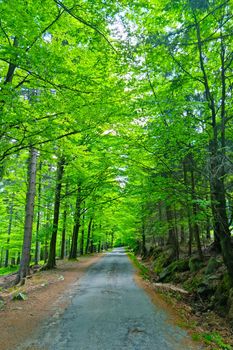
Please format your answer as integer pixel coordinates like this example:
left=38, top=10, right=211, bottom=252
left=129, top=247, right=233, bottom=350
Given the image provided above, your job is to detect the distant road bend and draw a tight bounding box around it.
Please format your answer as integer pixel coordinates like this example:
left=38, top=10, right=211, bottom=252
left=19, top=248, right=201, bottom=350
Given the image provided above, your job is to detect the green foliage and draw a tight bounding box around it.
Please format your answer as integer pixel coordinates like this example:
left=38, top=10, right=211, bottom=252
left=202, top=332, right=232, bottom=350
left=0, top=266, right=18, bottom=276
left=183, top=275, right=203, bottom=293
left=158, top=259, right=190, bottom=282
left=12, top=292, right=27, bottom=301
left=0, top=4, right=232, bottom=333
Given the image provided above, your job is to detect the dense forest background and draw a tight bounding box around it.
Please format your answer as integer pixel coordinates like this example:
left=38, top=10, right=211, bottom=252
left=0, top=0, right=233, bottom=301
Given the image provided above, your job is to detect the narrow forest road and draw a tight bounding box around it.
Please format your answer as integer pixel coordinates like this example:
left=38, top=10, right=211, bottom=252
left=18, top=248, right=201, bottom=350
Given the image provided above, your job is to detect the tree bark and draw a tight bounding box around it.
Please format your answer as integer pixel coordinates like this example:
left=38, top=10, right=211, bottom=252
left=46, top=156, right=65, bottom=269
left=166, top=205, right=179, bottom=261
left=183, top=159, right=193, bottom=256
left=35, top=161, right=42, bottom=265
left=60, top=208, right=67, bottom=259
left=190, top=160, right=203, bottom=260
left=141, top=221, right=147, bottom=258
left=60, top=183, right=68, bottom=259
left=194, top=15, right=233, bottom=281
left=17, top=147, right=37, bottom=283
left=69, top=186, right=82, bottom=259
left=4, top=199, right=14, bottom=267
left=85, top=217, right=93, bottom=255
left=80, top=213, right=85, bottom=256
left=43, top=202, right=50, bottom=263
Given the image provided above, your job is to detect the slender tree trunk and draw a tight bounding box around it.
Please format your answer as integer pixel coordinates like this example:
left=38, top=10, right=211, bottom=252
left=180, top=225, right=185, bottom=245
left=166, top=206, right=179, bottom=260
left=90, top=238, right=94, bottom=253
left=206, top=216, right=211, bottom=240
left=85, top=217, right=93, bottom=255
left=17, top=147, right=37, bottom=283
left=91, top=221, right=95, bottom=252
left=44, top=203, right=50, bottom=263
left=69, top=186, right=82, bottom=259
left=60, top=208, right=67, bottom=259
left=141, top=221, right=147, bottom=258
left=80, top=213, right=85, bottom=256
left=17, top=252, right=20, bottom=265
left=98, top=240, right=101, bottom=253
left=209, top=146, right=233, bottom=272
left=35, top=161, right=42, bottom=265
left=194, top=16, right=233, bottom=281
left=4, top=199, right=14, bottom=267
left=110, top=232, right=114, bottom=248
left=46, top=156, right=65, bottom=269
left=60, top=184, right=68, bottom=259
left=158, top=201, right=165, bottom=246
left=183, top=160, right=193, bottom=256
left=0, top=247, right=4, bottom=267
left=190, top=162, right=203, bottom=260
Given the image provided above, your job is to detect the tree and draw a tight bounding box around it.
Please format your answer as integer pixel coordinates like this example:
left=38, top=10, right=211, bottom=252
left=17, top=147, right=37, bottom=283
left=46, top=156, right=65, bottom=269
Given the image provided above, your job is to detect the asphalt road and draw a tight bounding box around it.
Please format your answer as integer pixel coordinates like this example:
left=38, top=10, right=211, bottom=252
left=20, top=248, right=200, bottom=350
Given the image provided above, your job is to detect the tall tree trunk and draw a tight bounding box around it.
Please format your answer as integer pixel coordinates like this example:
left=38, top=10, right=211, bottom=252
left=69, top=186, right=82, bottom=259
left=180, top=225, right=185, bottom=245
left=90, top=221, right=95, bottom=253
left=166, top=205, right=179, bottom=261
left=60, top=183, right=68, bottom=259
left=85, top=217, right=93, bottom=255
left=98, top=240, right=101, bottom=253
left=4, top=199, right=14, bottom=267
left=46, top=156, right=65, bottom=269
left=209, top=145, right=233, bottom=274
left=206, top=215, right=211, bottom=240
left=35, top=161, right=42, bottom=265
left=110, top=232, right=114, bottom=248
left=0, top=247, right=4, bottom=267
left=43, top=202, right=50, bottom=263
left=80, top=213, right=85, bottom=256
left=17, top=147, right=37, bottom=283
left=183, top=160, right=193, bottom=256
left=194, top=16, right=233, bottom=281
left=190, top=162, right=203, bottom=260
left=60, top=208, right=67, bottom=259
left=141, top=221, right=147, bottom=258
left=158, top=201, right=165, bottom=246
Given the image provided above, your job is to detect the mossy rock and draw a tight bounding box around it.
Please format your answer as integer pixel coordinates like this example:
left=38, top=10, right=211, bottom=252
left=153, top=253, right=170, bottom=274
left=212, top=273, right=232, bottom=312
left=197, top=275, right=220, bottom=298
left=158, top=258, right=190, bottom=282
left=205, top=257, right=221, bottom=275
left=171, top=259, right=190, bottom=272
left=189, top=257, right=204, bottom=273
left=158, top=266, right=173, bottom=282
